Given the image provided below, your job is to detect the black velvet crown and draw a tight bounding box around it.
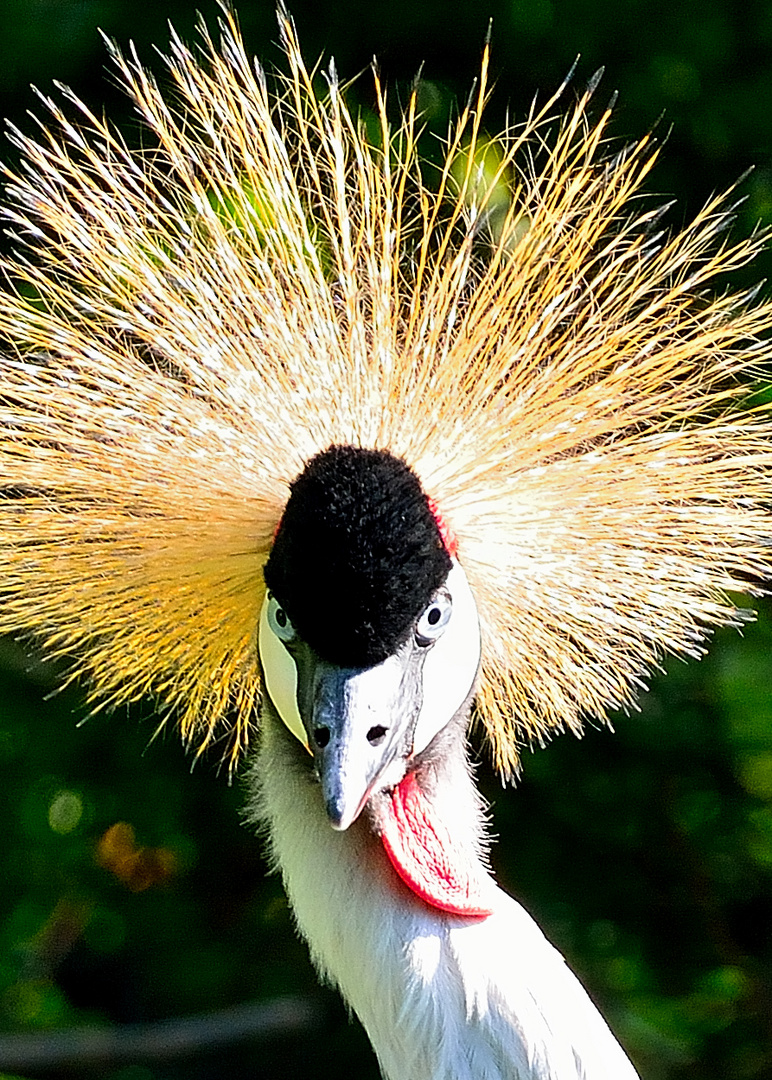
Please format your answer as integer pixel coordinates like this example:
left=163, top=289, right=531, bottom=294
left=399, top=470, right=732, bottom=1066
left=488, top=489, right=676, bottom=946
left=263, top=445, right=453, bottom=667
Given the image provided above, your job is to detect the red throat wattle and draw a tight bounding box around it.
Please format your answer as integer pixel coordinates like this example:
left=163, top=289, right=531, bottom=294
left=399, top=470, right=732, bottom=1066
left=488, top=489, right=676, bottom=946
left=379, top=772, right=493, bottom=918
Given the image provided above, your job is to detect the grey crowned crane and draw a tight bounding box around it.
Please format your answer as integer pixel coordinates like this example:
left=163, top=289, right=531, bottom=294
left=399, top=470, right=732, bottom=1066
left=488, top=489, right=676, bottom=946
left=254, top=444, right=642, bottom=1079
left=1, top=7, right=772, bottom=1079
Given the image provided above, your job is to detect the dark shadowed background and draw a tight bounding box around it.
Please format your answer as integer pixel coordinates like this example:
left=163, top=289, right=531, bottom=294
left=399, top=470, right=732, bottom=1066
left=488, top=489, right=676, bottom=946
left=1, top=2, right=771, bottom=1079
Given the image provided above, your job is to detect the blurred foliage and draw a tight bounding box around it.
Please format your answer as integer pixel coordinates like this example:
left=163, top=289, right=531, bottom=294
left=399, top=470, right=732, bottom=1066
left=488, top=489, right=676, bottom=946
left=0, top=1, right=772, bottom=1078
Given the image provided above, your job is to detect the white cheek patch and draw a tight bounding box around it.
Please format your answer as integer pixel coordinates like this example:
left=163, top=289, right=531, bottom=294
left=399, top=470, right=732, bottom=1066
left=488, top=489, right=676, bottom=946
left=258, top=594, right=308, bottom=748
left=412, top=560, right=481, bottom=756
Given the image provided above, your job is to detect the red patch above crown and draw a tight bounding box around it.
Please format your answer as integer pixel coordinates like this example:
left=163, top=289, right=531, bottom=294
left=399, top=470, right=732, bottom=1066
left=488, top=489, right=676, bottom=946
left=426, top=497, right=458, bottom=558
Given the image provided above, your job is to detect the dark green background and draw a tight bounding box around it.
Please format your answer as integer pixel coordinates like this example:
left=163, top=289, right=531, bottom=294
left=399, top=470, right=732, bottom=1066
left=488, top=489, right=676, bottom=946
left=1, top=2, right=772, bottom=1078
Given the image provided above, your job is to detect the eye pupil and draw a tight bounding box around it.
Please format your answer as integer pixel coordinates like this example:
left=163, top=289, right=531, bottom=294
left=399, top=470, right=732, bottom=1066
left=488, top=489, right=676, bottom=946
left=427, top=607, right=441, bottom=626
left=275, top=608, right=287, bottom=628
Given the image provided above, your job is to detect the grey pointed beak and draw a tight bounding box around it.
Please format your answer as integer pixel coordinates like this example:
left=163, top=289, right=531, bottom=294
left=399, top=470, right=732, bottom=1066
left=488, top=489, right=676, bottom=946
left=297, top=648, right=422, bottom=831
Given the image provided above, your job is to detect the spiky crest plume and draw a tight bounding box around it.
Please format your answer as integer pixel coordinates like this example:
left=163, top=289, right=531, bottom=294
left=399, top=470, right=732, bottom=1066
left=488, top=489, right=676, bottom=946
left=0, top=6, right=771, bottom=774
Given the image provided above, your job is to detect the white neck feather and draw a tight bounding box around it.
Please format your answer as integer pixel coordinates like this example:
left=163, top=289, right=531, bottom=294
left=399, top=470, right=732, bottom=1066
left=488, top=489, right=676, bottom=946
left=247, top=705, right=640, bottom=1080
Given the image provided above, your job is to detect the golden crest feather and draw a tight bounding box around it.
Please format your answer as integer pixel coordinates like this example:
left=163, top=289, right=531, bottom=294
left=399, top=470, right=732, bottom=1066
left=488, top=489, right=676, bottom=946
left=1, top=6, right=772, bottom=774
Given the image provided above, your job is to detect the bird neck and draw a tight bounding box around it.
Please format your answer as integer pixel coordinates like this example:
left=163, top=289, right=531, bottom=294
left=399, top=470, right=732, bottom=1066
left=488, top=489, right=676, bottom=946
left=249, top=705, right=642, bottom=1080
left=248, top=700, right=494, bottom=1056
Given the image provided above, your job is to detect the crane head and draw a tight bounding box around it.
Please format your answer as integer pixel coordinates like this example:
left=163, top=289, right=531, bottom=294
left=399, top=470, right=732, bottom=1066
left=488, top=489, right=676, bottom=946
left=260, top=445, right=481, bottom=825
left=259, top=445, right=489, bottom=914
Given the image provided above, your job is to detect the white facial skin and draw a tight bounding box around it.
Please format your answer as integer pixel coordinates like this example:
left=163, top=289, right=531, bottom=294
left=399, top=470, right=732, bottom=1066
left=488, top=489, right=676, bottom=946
left=258, top=560, right=481, bottom=829
left=411, top=562, right=481, bottom=756
left=259, top=594, right=307, bottom=747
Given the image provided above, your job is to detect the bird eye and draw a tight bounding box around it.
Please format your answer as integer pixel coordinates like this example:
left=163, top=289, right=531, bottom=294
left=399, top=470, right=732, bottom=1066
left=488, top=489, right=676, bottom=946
left=415, top=591, right=452, bottom=646
left=267, top=595, right=297, bottom=644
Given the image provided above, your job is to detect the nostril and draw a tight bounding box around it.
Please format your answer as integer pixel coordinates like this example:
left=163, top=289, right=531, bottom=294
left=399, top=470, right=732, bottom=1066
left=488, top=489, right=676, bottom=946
left=314, top=726, right=331, bottom=748
left=367, top=725, right=387, bottom=746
